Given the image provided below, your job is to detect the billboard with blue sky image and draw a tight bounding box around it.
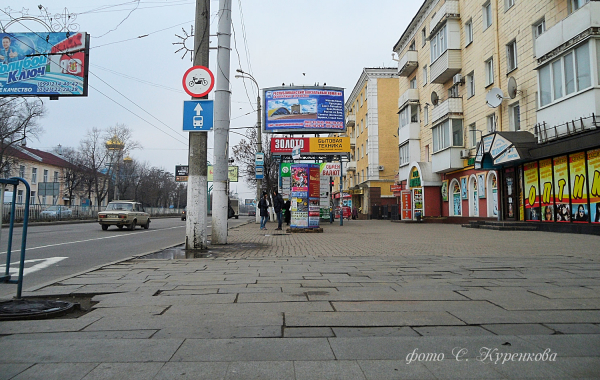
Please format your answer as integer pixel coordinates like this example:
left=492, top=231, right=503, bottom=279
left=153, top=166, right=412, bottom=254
left=263, top=86, right=344, bottom=133
left=0, top=32, right=89, bottom=96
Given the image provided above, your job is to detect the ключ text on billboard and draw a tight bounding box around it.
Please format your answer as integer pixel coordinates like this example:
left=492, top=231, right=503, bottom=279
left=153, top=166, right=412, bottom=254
left=0, top=32, right=89, bottom=97
left=263, top=86, right=345, bottom=133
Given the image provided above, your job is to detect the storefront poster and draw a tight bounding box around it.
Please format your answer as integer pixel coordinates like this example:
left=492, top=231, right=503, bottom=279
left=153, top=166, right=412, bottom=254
left=401, top=190, right=412, bottom=220
left=460, top=176, right=468, bottom=199
left=524, top=162, right=540, bottom=221
left=539, top=158, right=554, bottom=222
left=309, top=165, right=320, bottom=199
left=477, top=173, right=486, bottom=199
left=490, top=172, right=498, bottom=217
left=453, top=193, right=461, bottom=216
left=471, top=177, right=478, bottom=216
left=413, top=188, right=423, bottom=219
left=441, top=180, right=448, bottom=202
left=291, top=165, right=308, bottom=192
left=518, top=165, right=525, bottom=221
left=553, top=156, right=570, bottom=222
left=587, top=148, right=600, bottom=223
left=569, top=152, right=589, bottom=223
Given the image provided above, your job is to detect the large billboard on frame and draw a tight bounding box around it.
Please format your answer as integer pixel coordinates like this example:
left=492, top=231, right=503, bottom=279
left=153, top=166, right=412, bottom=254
left=0, top=32, right=89, bottom=97
left=263, top=86, right=345, bottom=133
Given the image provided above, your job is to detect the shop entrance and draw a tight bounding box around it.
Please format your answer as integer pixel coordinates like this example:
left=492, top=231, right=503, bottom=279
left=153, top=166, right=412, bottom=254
left=503, top=167, right=517, bottom=220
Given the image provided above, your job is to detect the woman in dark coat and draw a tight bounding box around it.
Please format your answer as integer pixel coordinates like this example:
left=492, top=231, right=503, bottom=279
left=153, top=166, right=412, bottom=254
left=258, top=192, right=270, bottom=230
left=283, top=199, right=291, bottom=225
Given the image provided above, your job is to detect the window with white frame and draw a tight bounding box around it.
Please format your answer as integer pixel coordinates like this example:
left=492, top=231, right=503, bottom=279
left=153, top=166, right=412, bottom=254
left=487, top=114, right=496, bottom=132
left=424, top=105, right=429, bottom=125
left=361, top=169, right=364, bottom=182
left=360, top=119, right=363, bottom=133
left=422, top=28, right=427, bottom=47
left=423, top=65, right=428, bottom=85
left=466, top=72, right=475, bottom=98
left=509, top=102, right=520, bottom=131
left=399, top=143, right=410, bottom=166
left=399, top=106, right=410, bottom=129
left=357, top=147, right=360, bottom=160
left=31, top=168, right=37, bottom=183
left=365, top=114, right=368, bottom=129
left=43, top=169, right=48, bottom=182
left=430, top=24, right=447, bottom=62
left=360, top=92, right=364, bottom=107
left=17, top=190, right=23, bottom=204
left=432, top=119, right=463, bottom=152
left=366, top=139, right=368, bottom=155
left=54, top=171, right=59, bottom=182
left=30, top=190, right=36, bottom=205
left=361, top=144, right=364, bottom=158
left=483, top=1, right=492, bottom=30
left=538, top=42, right=591, bottom=107
left=19, top=165, right=25, bottom=178
left=465, top=19, right=473, bottom=46
left=569, top=0, right=589, bottom=14
left=533, top=18, right=545, bottom=39
left=485, top=57, right=494, bottom=86
left=469, top=123, right=478, bottom=148
left=410, top=77, right=417, bottom=89
left=505, top=0, right=515, bottom=11
left=507, top=40, right=518, bottom=72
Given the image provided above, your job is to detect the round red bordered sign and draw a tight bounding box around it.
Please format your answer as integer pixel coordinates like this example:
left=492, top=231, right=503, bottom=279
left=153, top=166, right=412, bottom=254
left=182, top=65, right=215, bottom=97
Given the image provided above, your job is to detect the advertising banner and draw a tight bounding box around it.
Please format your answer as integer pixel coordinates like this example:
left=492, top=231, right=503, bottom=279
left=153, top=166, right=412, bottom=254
left=539, top=158, right=554, bottom=222
left=280, top=163, right=291, bottom=200
left=207, top=165, right=239, bottom=182
left=569, top=152, right=589, bottom=223
left=452, top=180, right=462, bottom=216
left=308, top=137, right=350, bottom=154
left=270, top=137, right=309, bottom=154
left=291, top=165, right=308, bottom=192
left=587, top=148, right=600, bottom=223
left=553, top=156, right=570, bottom=222
left=460, top=176, right=468, bottom=199
left=401, top=190, right=412, bottom=220
left=309, top=165, right=320, bottom=199
left=413, top=188, right=423, bottom=218
left=175, top=165, right=189, bottom=182
left=441, top=180, right=448, bottom=202
left=524, top=161, right=540, bottom=221
left=477, top=173, right=486, bottom=199
left=319, top=163, right=339, bottom=218
left=0, top=32, right=89, bottom=96
left=264, top=87, right=345, bottom=133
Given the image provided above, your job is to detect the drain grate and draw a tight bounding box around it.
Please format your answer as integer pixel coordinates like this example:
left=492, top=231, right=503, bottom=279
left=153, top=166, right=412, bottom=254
left=0, top=299, right=77, bottom=321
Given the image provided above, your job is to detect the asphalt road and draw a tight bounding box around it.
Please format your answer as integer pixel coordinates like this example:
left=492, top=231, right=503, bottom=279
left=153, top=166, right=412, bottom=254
left=0, top=216, right=253, bottom=298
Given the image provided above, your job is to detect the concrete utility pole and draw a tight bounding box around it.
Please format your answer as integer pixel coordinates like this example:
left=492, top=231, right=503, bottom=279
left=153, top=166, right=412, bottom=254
left=185, top=0, right=210, bottom=251
left=211, top=0, right=232, bottom=244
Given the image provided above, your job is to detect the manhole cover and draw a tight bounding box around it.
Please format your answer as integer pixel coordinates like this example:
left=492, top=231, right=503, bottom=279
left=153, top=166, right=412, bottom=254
left=0, top=299, right=77, bottom=320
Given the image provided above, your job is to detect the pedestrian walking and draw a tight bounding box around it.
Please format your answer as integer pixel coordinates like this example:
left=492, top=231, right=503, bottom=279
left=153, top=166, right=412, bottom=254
left=258, top=192, right=270, bottom=230
left=352, top=207, right=358, bottom=220
left=283, top=199, right=291, bottom=225
left=272, top=189, right=284, bottom=230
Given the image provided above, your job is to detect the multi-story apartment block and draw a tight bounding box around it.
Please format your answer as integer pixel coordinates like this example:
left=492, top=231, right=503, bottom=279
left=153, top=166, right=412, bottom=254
left=337, top=68, right=399, bottom=218
left=393, top=0, right=600, bottom=230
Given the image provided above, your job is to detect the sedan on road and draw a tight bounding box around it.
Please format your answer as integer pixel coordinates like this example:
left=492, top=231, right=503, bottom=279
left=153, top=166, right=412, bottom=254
left=98, top=200, right=150, bottom=230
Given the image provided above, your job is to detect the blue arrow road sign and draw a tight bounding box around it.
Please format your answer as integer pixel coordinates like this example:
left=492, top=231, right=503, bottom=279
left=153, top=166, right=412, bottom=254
left=183, top=100, right=214, bottom=131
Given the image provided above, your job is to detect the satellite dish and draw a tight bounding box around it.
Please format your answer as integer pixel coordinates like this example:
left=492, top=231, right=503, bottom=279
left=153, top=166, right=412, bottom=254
left=507, top=76, right=518, bottom=99
left=431, top=91, right=439, bottom=106
left=486, top=87, right=504, bottom=108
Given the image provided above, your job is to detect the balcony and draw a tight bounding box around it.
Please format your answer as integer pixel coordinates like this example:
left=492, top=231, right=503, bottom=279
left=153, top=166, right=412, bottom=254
left=430, top=49, right=461, bottom=84
left=431, top=97, right=463, bottom=124
left=398, top=88, right=419, bottom=109
left=350, top=137, right=356, bottom=147
left=432, top=147, right=464, bottom=173
left=398, top=50, right=418, bottom=77
left=346, top=114, right=356, bottom=128
left=535, top=1, right=600, bottom=60
left=398, top=122, right=420, bottom=145
left=346, top=161, right=357, bottom=172
left=430, top=0, right=460, bottom=34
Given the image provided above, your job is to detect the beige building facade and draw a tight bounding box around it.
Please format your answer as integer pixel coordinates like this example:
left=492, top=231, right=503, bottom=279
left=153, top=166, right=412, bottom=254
left=393, top=0, right=600, bottom=230
left=337, top=68, right=399, bottom=218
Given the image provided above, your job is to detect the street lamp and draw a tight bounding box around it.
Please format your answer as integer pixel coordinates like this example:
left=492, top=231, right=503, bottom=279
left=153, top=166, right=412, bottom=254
left=105, top=136, right=125, bottom=201
left=235, top=69, right=262, bottom=223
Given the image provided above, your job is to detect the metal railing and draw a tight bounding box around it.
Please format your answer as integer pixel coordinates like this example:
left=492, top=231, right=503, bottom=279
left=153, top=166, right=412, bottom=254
left=534, top=114, right=598, bottom=144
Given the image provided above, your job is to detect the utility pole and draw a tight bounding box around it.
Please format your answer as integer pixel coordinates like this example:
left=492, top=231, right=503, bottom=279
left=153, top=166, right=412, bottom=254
left=185, top=0, right=209, bottom=251
left=211, top=0, right=232, bottom=244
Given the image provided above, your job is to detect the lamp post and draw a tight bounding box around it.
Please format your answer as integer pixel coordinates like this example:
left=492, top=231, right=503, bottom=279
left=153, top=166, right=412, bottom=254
left=105, top=136, right=125, bottom=201
left=235, top=69, right=262, bottom=223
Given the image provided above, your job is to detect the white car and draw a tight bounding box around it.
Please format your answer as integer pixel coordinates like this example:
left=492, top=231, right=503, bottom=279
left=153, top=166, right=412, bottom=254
left=98, top=201, right=150, bottom=231
left=40, top=205, right=73, bottom=218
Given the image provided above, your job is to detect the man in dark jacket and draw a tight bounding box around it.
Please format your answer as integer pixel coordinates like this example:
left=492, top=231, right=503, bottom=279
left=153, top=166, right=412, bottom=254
left=258, top=192, right=270, bottom=230
left=283, top=199, right=291, bottom=225
left=272, top=189, right=284, bottom=230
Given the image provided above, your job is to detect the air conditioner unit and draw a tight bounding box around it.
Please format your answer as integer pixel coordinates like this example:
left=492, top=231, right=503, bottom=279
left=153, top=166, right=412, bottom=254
left=460, top=149, right=470, bottom=159
left=453, top=74, right=464, bottom=85
left=378, top=165, right=385, bottom=171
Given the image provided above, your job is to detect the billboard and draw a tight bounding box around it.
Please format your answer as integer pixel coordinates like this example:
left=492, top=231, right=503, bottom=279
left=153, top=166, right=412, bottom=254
left=270, top=136, right=350, bottom=156
left=263, top=86, right=345, bottom=133
left=0, top=32, right=89, bottom=97
left=175, top=165, right=188, bottom=182
left=173, top=165, right=238, bottom=182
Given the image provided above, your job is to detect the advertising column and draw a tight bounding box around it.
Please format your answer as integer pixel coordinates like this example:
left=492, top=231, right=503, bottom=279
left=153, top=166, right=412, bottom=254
left=409, top=166, right=423, bottom=220
left=290, top=164, right=320, bottom=228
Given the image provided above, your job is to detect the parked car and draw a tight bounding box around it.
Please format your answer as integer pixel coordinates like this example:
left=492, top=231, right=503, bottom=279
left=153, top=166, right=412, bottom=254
left=40, top=205, right=73, bottom=218
left=98, top=200, right=150, bottom=231
left=181, top=208, right=186, bottom=221
left=248, top=207, right=256, bottom=216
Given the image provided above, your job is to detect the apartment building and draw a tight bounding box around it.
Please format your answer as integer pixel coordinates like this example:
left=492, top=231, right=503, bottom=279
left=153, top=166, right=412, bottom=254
left=393, top=0, right=600, bottom=228
left=337, top=68, right=399, bottom=218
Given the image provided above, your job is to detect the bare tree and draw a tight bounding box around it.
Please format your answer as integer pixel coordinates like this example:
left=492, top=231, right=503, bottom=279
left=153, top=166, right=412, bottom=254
left=232, top=128, right=278, bottom=195
left=52, top=146, right=86, bottom=206
left=0, top=97, right=45, bottom=176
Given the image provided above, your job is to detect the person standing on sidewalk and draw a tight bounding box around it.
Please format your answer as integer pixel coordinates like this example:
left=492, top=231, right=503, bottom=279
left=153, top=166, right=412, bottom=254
left=283, top=198, right=291, bottom=226
left=273, top=189, right=284, bottom=230
left=258, top=192, right=270, bottom=230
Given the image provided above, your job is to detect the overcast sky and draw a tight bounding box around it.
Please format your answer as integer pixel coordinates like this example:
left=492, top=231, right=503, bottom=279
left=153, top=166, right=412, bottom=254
left=2, top=0, right=421, bottom=202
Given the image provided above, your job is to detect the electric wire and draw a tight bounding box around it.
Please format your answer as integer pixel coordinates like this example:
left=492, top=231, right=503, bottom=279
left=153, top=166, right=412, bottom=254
left=94, top=0, right=141, bottom=38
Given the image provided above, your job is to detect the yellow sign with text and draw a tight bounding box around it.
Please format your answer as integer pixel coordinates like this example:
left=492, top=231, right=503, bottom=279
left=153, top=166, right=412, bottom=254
left=309, top=137, right=350, bottom=153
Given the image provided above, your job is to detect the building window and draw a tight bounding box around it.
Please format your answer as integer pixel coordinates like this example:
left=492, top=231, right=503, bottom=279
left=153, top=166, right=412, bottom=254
left=538, top=42, right=591, bottom=107
left=19, top=165, right=25, bottom=178
left=485, top=57, right=494, bottom=86
left=366, top=139, right=368, bottom=155
left=357, top=147, right=360, bottom=160
left=469, top=123, right=478, bottom=148
left=432, top=119, right=463, bottom=152
left=361, top=144, right=364, bottom=158
left=505, top=0, right=515, bottom=11
left=31, top=168, right=37, bottom=183
left=509, top=102, right=521, bottom=131
left=423, top=65, right=428, bottom=85
left=360, top=92, right=364, bottom=107
left=424, top=105, right=429, bottom=125
left=410, top=77, right=417, bottom=89
left=430, top=24, right=447, bottom=62
left=465, top=19, right=473, bottom=46
left=483, top=1, right=493, bottom=30
left=30, top=191, right=36, bottom=205
left=507, top=40, right=517, bottom=72
left=487, top=114, right=496, bottom=132
left=365, top=114, right=368, bottom=129
left=361, top=170, right=364, bottom=182
left=54, top=171, right=59, bottom=182
left=409, top=40, right=416, bottom=51
left=533, top=18, right=545, bottom=39
left=422, top=28, right=427, bottom=47
left=399, top=143, right=410, bottom=166
left=466, top=72, right=475, bottom=98
left=17, top=190, right=23, bottom=204
left=569, top=0, right=589, bottom=14
left=43, top=169, right=48, bottom=182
